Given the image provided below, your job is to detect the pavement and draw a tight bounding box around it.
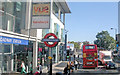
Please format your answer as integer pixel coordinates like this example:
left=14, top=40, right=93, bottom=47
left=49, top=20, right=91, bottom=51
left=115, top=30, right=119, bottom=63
left=74, top=68, right=119, bottom=73
left=42, top=61, right=68, bottom=73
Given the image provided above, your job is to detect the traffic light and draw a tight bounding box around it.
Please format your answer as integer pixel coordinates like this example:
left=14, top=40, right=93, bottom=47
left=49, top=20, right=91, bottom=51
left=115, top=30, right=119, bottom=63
left=67, top=50, right=69, bottom=56
left=67, top=56, right=69, bottom=59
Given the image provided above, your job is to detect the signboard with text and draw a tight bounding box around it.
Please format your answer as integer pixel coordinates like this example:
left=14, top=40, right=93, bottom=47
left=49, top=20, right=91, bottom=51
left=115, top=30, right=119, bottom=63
left=42, top=33, right=60, bottom=47
left=32, top=4, right=50, bottom=16
left=0, top=36, right=28, bottom=45
left=32, top=16, right=50, bottom=29
left=32, top=3, right=50, bottom=29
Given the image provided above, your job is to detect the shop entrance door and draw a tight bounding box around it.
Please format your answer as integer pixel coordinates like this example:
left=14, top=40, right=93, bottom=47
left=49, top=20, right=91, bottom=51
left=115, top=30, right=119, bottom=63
left=3, top=53, right=11, bottom=72
left=14, top=52, right=33, bottom=72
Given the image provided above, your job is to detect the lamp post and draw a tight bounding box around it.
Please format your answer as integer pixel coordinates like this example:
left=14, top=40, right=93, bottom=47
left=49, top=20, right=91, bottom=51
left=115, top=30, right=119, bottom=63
left=111, top=28, right=117, bottom=51
left=65, top=29, right=68, bottom=61
left=111, top=28, right=117, bottom=41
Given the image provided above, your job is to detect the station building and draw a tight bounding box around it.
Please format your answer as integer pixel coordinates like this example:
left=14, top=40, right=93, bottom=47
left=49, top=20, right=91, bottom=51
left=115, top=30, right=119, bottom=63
left=0, top=0, right=71, bottom=73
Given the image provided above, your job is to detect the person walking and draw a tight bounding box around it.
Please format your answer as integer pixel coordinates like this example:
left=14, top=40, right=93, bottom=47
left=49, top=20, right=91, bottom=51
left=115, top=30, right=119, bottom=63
left=74, top=60, right=78, bottom=70
left=64, top=65, right=68, bottom=75
left=21, top=61, right=27, bottom=74
left=67, top=61, right=71, bottom=75
left=39, top=63, right=42, bottom=74
left=70, top=61, right=74, bottom=72
left=29, top=62, right=33, bottom=74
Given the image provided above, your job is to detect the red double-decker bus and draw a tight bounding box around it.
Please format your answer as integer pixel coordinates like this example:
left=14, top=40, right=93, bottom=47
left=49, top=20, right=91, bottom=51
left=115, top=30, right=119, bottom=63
left=83, top=44, right=98, bottom=68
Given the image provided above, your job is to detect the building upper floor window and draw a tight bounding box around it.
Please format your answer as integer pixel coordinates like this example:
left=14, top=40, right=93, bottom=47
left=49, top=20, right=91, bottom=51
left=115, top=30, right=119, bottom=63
left=61, top=29, right=65, bottom=42
left=54, top=23, right=60, bottom=37
left=0, top=2, right=26, bottom=34
left=53, top=2, right=59, bottom=17
left=52, top=2, right=65, bottom=24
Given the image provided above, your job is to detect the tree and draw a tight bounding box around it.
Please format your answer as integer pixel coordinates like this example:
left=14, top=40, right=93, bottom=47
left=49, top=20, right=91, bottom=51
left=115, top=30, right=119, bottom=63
left=94, top=31, right=115, bottom=50
left=69, top=41, right=80, bottom=49
left=74, top=42, right=80, bottom=49
left=83, top=41, right=89, bottom=45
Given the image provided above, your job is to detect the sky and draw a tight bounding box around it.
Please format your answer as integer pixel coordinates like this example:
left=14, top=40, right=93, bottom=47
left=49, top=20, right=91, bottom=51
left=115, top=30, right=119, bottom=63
left=65, top=2, right=118, bottom=43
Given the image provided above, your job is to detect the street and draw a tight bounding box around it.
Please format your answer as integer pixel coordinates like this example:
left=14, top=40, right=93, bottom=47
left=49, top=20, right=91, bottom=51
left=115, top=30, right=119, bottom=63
left=49, top=61, right=120, bottom=74
left=49, top=50, right=120, bottom=74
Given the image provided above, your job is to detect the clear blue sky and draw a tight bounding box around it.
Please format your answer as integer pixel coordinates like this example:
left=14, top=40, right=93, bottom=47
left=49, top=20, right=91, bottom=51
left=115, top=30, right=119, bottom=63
left=65, top=2, right=118, bottom=43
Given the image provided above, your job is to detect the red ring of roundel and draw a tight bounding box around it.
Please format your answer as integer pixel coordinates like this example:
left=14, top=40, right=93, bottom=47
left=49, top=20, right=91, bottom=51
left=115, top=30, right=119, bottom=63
left=44, top=33, right=58, bottom=47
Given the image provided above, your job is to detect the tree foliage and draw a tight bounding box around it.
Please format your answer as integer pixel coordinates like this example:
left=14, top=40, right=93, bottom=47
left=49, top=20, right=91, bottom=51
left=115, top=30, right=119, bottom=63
left=94, top=31, right=115, bottom=50
left=74, top=42, right=80, bottom=49
left=70, top=41, right=80, bottom=49
left=83, top=41, right=89, bottom=45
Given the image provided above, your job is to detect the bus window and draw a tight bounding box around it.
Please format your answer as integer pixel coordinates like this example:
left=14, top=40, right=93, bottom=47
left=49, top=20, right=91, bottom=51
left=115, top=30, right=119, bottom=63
left=85, top=46, right=95, bottom=49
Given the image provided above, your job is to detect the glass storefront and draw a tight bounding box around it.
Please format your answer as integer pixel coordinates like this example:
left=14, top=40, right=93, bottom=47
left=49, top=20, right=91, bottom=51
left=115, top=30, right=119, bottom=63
left=13, top=41, right=33, bottom=72
left=38, top=43, right=49, bottom=68
left=0, top=41, right=33, bottom=73
left=1, top=44, right=11, bottom=72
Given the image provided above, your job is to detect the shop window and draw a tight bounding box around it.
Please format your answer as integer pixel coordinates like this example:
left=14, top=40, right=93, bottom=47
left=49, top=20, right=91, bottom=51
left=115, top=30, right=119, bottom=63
left=4, top=45, right=10, bottom=53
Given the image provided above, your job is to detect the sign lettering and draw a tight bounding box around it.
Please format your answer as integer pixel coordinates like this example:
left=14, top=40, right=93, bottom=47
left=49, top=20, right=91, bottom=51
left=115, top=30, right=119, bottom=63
left=33, top=4, right=50, bottom=16
left=0, top=36, right=28, bottom=45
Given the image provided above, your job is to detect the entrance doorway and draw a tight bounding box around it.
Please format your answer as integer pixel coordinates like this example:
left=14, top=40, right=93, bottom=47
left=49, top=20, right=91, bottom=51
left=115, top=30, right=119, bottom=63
left=14, top=52, right=32, bottom=72
left=2, top=53, right=11, bottom=72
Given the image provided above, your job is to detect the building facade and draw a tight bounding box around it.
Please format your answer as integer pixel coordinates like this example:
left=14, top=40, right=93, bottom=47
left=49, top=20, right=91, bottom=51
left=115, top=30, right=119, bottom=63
left=0, top=0, right=70, bottom=73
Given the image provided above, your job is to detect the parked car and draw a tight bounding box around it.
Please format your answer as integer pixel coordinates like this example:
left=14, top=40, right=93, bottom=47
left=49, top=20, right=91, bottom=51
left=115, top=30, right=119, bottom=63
left=105, top=61, right=116, bottom=69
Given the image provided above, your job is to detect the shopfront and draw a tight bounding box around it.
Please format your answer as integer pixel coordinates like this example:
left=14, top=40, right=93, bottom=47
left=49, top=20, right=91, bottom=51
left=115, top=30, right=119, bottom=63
left=37, top=43, right=49, bottom=68
left=0, top=36, right=34, bottom=73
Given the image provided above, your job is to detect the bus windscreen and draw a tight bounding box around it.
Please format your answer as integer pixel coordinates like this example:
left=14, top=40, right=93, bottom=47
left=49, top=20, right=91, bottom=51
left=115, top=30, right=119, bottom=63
left=85, top=46, right=95, bottom=49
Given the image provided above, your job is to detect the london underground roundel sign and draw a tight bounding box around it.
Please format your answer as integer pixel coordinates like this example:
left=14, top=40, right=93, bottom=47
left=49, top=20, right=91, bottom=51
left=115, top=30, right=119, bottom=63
left=42, top=33, right=60, bottom=47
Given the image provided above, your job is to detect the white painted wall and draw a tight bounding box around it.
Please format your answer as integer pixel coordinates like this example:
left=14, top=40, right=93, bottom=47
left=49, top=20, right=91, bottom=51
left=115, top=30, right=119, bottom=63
left=51, top=13, right=64, bottom=39
left=37, top=29, right=42, bottom=39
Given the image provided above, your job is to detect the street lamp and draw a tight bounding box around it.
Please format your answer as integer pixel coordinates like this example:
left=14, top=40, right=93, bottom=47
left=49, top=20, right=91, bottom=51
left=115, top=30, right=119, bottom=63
left=111, top=28, right=117, bottom=51
left=111, top=28, right=117, bottom=41
left=64, top=29, right=68, bottom=61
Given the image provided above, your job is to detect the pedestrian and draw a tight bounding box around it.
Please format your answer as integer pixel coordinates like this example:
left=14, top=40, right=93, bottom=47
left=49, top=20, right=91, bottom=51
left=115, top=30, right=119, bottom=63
left=21, top=61, right=27, bottom=74
left=39, top=63, right=42, bottom=74
left=30, top=62, right=33, bottom=74
left=47, top=64, right=50, bottom=73
left=64, top=65, right=68, bottom=75
left=53, top=54, right=56, bottom=62
left=78, top=61, right=80, bottom=69
left=70, top=61, right=74, bottom=72
left=67, top=62, right=71, bottom=74
left=74, top=60, right=78, bottom=70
